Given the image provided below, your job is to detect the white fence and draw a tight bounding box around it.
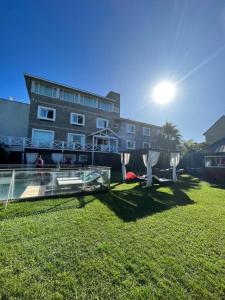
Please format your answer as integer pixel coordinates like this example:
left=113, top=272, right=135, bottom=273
left=0, top=135, right=119, bottom=153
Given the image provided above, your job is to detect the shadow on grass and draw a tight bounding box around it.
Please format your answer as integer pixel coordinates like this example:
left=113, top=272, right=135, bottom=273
left=0, top=195, right=96, bottom=221
left=96, top=186, right=194, bottom=222
left=0, top=176, right=199, bottom=222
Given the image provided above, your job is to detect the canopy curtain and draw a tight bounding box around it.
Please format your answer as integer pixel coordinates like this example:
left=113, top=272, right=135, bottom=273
left=51, top=153, right=64, bottom=165
left=121, top=153, right=130, bottom=180
left=26, top=153, right=38, bottom=165
left=170, top=152, right=180, bottom=182
left=143, top=151, right=160, bottom=186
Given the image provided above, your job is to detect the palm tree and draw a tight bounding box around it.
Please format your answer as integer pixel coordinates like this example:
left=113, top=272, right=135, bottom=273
left=162, top=122, right=182, bottom=144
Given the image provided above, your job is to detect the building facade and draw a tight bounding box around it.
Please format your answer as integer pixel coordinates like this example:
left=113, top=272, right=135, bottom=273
left=0, top=74, right=162, bottom=166
left=203, top=116, right=225, bottom=145
left=0, top=98, right=29, bottom=138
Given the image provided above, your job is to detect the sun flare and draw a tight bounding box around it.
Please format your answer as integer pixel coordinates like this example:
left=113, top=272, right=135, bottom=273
left=152, top=81, right=175, bottom=104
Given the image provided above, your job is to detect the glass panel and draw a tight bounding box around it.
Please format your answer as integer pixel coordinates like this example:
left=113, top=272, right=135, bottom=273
left=205, top=156, right=220, bottom=167
left=97, top=119, right=108, bottom=128
left=80, top=95, right=97, bottom=108
left=33, top=130, right=54, bottom=143
left=71, top=114, right=84, bottom=125
left=68, top=134, right=84, bottom=145
left=0, top=168, right=111, bottom=202
left=99, top=101, right=112, bottom=112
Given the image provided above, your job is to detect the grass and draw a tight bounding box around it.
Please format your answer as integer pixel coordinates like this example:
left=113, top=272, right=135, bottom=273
left=0, top=175, right=225, bottom=299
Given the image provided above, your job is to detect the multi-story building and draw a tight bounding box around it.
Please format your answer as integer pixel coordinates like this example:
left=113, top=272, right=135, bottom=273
left=0, top=73, right=162, bottom=166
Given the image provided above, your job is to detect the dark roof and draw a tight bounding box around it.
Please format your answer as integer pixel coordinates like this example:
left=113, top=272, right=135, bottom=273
left=205, top=137, right=225, bottom=153
left=203, top=115, right=225, bottom=135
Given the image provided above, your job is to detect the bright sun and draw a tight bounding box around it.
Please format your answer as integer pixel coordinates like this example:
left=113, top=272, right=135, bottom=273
left=152, top=81, right=176, bottom=104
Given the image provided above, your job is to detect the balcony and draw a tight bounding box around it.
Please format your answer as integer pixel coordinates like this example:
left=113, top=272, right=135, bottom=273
left=0, top=135, right=119, bottom=153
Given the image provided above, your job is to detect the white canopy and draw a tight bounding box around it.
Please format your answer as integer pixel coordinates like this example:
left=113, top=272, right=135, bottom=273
left=121, top=153, right=130, bottom=180
left=170, top=152, right=180, bottom=182
left=143, top=150, right=160, bottom=186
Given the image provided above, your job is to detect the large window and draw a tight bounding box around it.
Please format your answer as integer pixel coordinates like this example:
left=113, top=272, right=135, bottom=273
left=80, top=95, right=97, bottom=108
left=99, top=101, right=112, bottom=112
left=33, top=81, right=57, bottom=98
left=32, top=129, right=54, bottom=143
left=67, top=133, right=85, bottom=145
left=143, top=127, right=151, bottom=136
left=70, top=113, right=85, bottom=126
left=97, top=118, right=108, bottom=129
left=127, top=124, right=135, bottom=134
left=37, top=106, right=56, bottom=121
left=205, top=156, right=225, bottom=168
left=126, top=140, right=136, bottom=149
left=59, top=89, right=79, bottom=103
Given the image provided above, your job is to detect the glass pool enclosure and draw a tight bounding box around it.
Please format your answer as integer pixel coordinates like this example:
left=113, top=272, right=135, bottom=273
left=0, top=167, right=111, bottom=202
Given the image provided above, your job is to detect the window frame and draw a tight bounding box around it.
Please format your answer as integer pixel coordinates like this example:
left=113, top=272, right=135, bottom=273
left=70, top=112, right=85, bottom=126
left=126, top=123, right=136, bottom=134
left=96, top=118, right=109, bottom=129
left=67, top=133, right=85, bottom=145
left=143, top=142, right=150, bottom=149
left=37, top=105, right=56, bottom=121
left=32, top=128, right=55, bottom=142
left=143, top=127, right=151, bottom=136
left=126, top=139, right=136, bottom=149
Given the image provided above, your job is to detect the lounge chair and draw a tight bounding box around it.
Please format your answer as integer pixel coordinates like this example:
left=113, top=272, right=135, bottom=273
left=57, top=172, right=100, bottom=185
left=152, top=175, right=174, bottom=186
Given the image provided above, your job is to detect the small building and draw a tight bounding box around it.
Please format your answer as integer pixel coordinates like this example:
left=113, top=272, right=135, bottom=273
left=0, top=98, right=29, bottom=138
left=203, top=116, right=225, bottom=179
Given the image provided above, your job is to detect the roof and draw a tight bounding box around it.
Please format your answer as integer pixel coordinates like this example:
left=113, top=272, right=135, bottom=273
left=0, top=98, right=29, bottom=105
left=205, top=137, right=225, bottom=153
left=119, top=117, right=162, bottom=129
left=203, top=115, right=225, bottom=135
left=24, top=73, right=118, bottom=103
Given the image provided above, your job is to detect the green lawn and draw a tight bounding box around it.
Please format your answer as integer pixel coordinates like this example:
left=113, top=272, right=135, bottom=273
left=0, top=175, right=225, bottom=299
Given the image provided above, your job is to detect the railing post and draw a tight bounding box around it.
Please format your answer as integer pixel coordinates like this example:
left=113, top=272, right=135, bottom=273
left=22, top=138, right=26, bottom=151
left=62, top=141, right=65, bottom=152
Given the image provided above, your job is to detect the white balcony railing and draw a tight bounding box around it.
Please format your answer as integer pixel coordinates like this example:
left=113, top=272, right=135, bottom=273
left=0, top=135, right=119, bottom=153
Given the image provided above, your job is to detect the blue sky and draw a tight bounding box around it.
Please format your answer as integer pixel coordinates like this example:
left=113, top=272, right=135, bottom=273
left=1, top=0, right=225, bottom=141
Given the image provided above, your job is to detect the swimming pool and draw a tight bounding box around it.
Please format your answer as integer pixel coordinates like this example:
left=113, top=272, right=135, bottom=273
left=0, top=167, right=111, bottom=202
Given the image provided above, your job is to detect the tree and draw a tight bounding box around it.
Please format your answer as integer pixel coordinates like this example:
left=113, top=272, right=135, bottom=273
left=162, top=122, right=182, bottom=144
left=180, top=140, right=207, bottom=168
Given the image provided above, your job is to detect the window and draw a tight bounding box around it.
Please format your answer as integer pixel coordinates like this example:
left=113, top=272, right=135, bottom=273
left=143, top=127, right=151, bottom=136
left=37, top=106, right=56, bottom=121
left=113, top=122, right=119, bottom=129
left=97, top=118, right=108, bottom=129
left=32, top=129, right=54, bottom=143
left=126, top=140, right=136, bottom=149
left=127, top=124, right=135, bottom=134
left=80, top=95, right=97, bottom=108
left=143, top=142, right=150, bottom=149
left=79, top=154, right=88, bottom=163
left=156, top=128, right=162, bottom=135
left=99, top=101, right=112, bottom=112
left=70, top=113, right=85, bottom=126
left=205, top=156, right=225, bottom=168
left=59, top=89, right=79, bottom=103
left=113, top=105, right=119, bottom=113
left=67, top=133, right=85, bottom=145
left=33, top=81, right=57, bottom=98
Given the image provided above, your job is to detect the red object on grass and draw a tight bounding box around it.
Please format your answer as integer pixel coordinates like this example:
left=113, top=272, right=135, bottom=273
left=126, top=172, right=138, bottom=180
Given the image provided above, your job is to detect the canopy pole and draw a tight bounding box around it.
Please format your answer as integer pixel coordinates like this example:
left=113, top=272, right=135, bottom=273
left=91, top=136, right=95, bottom=166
